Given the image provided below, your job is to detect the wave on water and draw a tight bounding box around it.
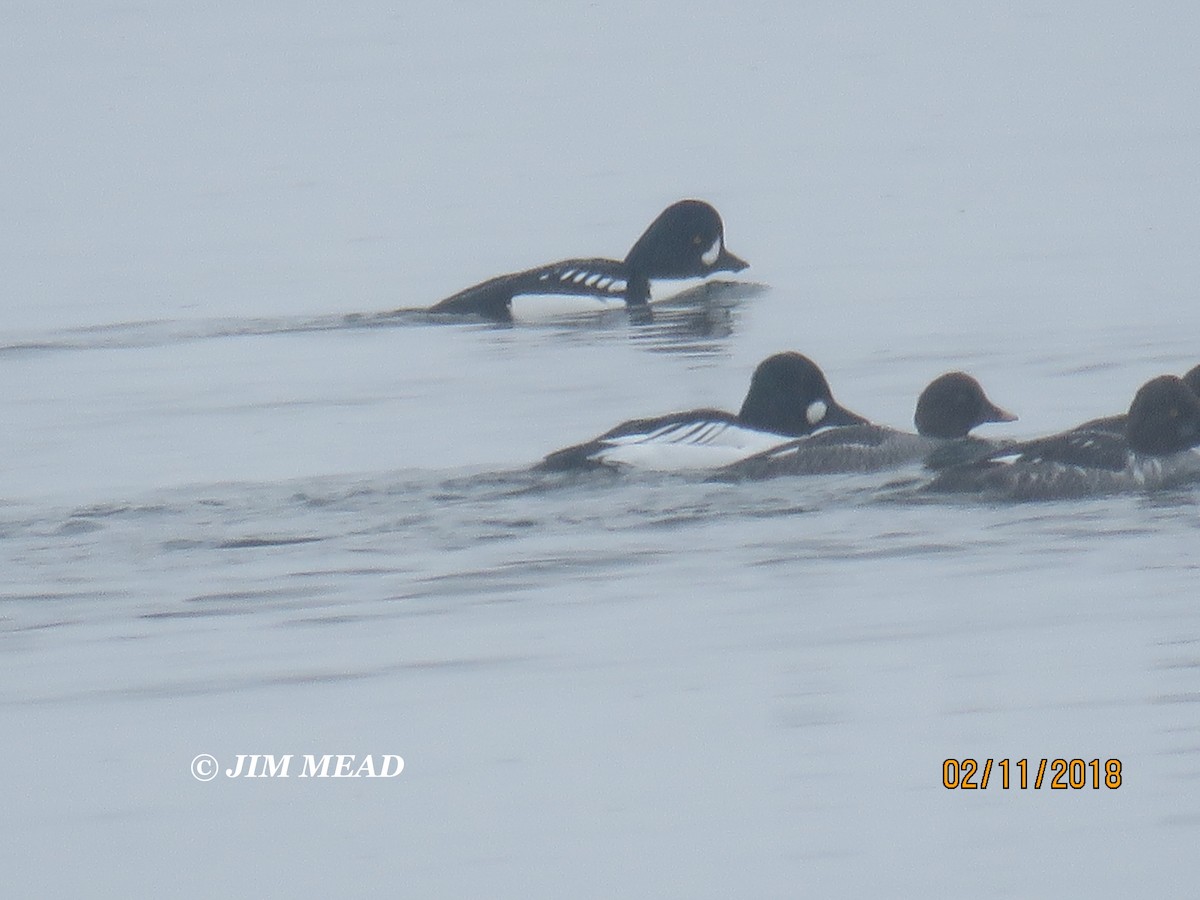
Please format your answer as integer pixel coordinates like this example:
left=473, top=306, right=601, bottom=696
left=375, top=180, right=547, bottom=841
left=4, top=457, right=1199, bottom=707
left=6, top=455, right=1196, bottom=571
left=0, top=281, right=767, bottom=359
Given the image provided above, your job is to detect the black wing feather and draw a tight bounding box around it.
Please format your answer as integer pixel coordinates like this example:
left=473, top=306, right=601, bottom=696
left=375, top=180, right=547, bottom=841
left=429, top=258, right=629, bottom=321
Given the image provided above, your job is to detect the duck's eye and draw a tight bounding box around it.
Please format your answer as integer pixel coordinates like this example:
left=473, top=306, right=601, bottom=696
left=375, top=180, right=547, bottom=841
left=692, top=234, right=704, bottom=245
left=1169, top=406, right=1180, bottom=418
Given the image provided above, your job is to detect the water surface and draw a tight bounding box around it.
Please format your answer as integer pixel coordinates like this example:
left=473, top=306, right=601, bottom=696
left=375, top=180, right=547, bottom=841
left=3, top=1, right=1200, bottom=897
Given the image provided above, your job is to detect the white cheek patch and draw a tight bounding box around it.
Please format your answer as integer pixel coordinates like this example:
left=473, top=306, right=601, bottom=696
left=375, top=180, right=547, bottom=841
left=701, top=236, right=722, bottom=266
left=806, top=400, right=828, bottom=426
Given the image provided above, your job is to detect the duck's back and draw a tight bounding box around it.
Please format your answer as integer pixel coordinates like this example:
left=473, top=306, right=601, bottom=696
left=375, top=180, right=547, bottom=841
left=429, top=258, right=631, bottom=320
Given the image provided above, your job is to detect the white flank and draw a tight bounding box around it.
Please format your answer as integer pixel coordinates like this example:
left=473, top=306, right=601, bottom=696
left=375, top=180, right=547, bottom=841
left=592, top=420, right=793, bottom=471
left=509, top=291, right=625, bottom=319
left=647, top=275, right=710, bottom=304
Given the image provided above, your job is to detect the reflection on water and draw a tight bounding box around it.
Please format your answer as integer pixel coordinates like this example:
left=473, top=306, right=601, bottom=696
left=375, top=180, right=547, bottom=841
left=0, top=280, right=766, bottom=360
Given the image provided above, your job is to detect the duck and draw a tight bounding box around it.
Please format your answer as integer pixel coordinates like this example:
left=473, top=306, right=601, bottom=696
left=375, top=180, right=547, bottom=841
left=717, top=371, right=1016, bottom=479
left=925, top=375, right=1200, bottom=499
left=538, top=352, right=865, bottom=471
left=427, top=200, right=748, bottom=322
left=1071, top=363, right=1199, bottom=434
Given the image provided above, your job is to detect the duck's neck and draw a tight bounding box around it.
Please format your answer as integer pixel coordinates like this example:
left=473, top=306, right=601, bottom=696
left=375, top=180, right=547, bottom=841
left=623, top=272, right=651, bottom=306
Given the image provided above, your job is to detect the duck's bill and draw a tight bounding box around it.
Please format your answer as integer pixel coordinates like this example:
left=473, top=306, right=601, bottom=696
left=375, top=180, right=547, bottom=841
left=985, top=403, right=1018, bottom=424
left=716, top=248, right=749, bottom=273
left=826, top=403, right=869, bottom=427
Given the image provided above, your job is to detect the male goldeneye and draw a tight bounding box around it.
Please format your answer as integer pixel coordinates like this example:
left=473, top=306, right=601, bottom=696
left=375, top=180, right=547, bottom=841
left=538, top=352, right=865, bottom=471
left=926, top=375, right=1200, bottom=499
left=427, top=200, right=748, bottom=322
left=717, top=371, right=1016, bottom=479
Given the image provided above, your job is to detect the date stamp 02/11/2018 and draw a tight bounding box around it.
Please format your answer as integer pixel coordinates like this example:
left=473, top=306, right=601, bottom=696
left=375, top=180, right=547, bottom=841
left=942, top=758, right=1123, bottom=790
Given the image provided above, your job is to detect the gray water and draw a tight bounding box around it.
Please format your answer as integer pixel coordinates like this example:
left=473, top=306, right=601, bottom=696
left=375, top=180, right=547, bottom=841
left=4, top=2, right=1200, bottom=897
